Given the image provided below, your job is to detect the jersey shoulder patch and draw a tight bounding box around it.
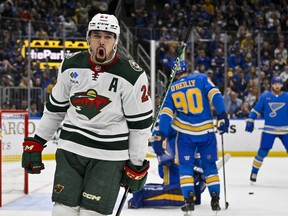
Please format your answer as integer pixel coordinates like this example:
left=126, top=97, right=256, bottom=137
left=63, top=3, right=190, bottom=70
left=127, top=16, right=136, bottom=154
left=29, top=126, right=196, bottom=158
left=61, top=51, right=90, bottom=73
left=128, top=60, right=143, bottom=72
left=107, top=56, right=145, bottom=85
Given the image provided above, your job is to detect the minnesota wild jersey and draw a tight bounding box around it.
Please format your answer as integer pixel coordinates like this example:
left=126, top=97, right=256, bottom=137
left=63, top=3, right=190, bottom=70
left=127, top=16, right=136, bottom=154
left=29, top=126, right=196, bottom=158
left=36, top=51, right=153, bottom=165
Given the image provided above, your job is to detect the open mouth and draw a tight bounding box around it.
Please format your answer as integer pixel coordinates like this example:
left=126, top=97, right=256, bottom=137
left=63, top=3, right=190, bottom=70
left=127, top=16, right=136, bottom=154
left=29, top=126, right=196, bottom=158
left=96, top=47, right=106, bottom=61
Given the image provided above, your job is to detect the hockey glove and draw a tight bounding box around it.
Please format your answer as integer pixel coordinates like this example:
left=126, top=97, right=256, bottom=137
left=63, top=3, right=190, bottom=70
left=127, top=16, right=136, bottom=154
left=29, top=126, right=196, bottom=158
left=149, top=132, right=165, bottom=156
left=245, top=119, right=254, bottom=133
left=121, top=160, right=150, bottom=193
left=158, top=140, right=174, bottom=166
left=22, top=137, right=45, bottom=174
left=217, top=112, right=229, bottom=134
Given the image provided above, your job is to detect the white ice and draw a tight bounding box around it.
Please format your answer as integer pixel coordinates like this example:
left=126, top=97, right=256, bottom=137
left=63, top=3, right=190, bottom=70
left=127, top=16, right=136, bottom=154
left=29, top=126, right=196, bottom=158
left=1, top=156, right=288, bottom=216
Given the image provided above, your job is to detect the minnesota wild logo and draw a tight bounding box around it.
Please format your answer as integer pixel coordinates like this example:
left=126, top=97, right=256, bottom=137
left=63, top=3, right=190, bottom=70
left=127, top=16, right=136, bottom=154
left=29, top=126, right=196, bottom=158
left=54, top=184, right=64, bottom=194
left=70, top=89, right=111, bottom=119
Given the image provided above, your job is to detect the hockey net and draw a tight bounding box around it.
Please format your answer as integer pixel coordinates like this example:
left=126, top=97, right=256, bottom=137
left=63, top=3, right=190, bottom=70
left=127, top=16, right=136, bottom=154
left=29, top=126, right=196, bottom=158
left=0, top=110, right=29, bottom=207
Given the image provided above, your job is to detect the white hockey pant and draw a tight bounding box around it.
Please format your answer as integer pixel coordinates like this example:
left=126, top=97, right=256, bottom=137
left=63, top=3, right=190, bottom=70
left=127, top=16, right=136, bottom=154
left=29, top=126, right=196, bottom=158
left=52, top=202, right=107, bottom=216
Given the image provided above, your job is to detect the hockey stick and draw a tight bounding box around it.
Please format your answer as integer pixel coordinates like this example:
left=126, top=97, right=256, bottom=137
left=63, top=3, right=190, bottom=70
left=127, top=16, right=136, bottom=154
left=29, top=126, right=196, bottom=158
left=216, top=153, right=231, bottom=170
left=256, top=126, right=288, bottom=132
left=220, top=134, right=229, bottom=209
left=115, top=187, right=129, bottom=216
left=151, top=25, right=193, bottom=131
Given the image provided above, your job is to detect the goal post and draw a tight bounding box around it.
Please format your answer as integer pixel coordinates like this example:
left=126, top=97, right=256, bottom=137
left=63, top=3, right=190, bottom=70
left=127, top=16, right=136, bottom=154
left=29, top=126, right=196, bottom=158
left=0, top=110, right=29, bottom=207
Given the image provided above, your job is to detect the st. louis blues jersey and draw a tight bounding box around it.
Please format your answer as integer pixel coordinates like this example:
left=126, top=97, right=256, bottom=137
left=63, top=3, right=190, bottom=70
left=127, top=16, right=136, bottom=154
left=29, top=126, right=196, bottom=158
left=36, top=51, right=153, bottom=165
left=249, top=91, right=288, bottom=134
left=158, top=73, right=225, bottom=139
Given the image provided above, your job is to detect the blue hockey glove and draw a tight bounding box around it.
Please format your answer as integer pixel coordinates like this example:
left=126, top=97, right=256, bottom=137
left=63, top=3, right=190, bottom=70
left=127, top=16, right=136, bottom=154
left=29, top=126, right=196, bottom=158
left=245, top=119, right=254, bottom=133
left=158, top=141, right=174, bottom=166
left=149, top=132, right=165, bottom=156
left=217, top=112, right=229, bottom=134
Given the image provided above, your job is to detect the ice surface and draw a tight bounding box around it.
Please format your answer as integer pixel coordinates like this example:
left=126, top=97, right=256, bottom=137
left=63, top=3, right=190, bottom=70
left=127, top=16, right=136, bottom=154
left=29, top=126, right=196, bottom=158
left=1, top=156, right=288, bottom=216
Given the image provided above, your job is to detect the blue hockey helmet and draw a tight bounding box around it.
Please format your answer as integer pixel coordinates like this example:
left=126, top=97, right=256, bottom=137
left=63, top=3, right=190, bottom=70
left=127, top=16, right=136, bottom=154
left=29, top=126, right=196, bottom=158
left=175, top=59, right=187, bottom=74
left=271, top=76, right=283, bottom=85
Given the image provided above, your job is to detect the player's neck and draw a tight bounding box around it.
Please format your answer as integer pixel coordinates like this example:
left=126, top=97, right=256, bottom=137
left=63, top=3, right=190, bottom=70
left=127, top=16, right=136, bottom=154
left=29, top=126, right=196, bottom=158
left=271, top=90, right=283, bottom=96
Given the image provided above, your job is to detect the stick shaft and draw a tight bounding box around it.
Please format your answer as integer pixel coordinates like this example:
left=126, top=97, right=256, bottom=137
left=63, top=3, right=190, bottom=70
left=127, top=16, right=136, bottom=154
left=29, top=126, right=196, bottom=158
left=256, top=127, right=288, bottom=132
left=220, top=134, right=228, bottom=209
left=115, top=187, right=129, bottom=216
left=151, top=26, right=192, bottom=131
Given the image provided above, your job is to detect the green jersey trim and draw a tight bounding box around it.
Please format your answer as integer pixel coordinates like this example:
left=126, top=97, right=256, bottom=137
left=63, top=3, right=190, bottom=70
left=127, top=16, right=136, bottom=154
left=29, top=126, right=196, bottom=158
left=105, top=56, right=145, bottom=85
left=127, top=116, right=153, bottom=129
left=60, top=126, right=129, bottom=150
left=63, top=123, right=129, bottom=139
left=46, top=95, right=70, bottom=112
left=61, top=51, right=90, bottom=72
left=125, top=109, right=153, bottom=119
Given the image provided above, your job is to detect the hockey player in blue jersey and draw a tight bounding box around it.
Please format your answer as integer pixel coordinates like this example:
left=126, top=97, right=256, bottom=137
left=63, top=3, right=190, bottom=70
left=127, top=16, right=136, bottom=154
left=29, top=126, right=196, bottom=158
left=152, top=59, right=229, bottom=214
left=128, top=122, right=206, bottom=209
left=245, top=76, right=288, bottom=183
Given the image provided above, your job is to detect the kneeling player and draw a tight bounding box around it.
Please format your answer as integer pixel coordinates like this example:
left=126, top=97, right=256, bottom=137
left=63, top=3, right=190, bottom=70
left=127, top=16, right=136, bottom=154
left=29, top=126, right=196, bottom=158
left=128, top=127, right=206, bottom=208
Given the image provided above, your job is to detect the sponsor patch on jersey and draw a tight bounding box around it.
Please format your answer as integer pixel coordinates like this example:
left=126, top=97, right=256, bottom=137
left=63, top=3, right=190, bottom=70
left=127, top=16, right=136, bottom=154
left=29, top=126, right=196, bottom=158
left=129, top=60, right=142, bottom=72
left=70, top=71, right=78, bottom=79
left=70, top=71, right=79, bottom=84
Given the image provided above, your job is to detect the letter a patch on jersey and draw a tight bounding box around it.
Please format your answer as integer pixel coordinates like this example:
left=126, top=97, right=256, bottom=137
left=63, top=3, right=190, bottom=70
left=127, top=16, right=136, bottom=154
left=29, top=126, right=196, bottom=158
left=70, top=89, right=111, bottom=120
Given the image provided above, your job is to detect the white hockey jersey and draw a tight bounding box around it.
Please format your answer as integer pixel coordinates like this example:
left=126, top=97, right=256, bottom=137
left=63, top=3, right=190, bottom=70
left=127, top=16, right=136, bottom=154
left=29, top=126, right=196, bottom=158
left=36, top=51, right=153, bottom=165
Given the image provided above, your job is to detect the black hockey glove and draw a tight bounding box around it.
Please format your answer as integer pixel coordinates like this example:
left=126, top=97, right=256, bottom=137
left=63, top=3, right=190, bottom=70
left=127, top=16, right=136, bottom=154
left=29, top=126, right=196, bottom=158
left=121, top=160, right=150, bottom=193
left=22, top=137, right=46, bottom=174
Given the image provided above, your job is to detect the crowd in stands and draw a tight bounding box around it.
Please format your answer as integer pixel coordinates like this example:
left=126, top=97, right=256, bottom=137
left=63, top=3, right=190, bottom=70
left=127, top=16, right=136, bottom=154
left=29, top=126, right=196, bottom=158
left=1, top=0, right=288, bottom=119
left=128, top=0, right=288, bottom=118
left=0, top=0, right=112, bottom=116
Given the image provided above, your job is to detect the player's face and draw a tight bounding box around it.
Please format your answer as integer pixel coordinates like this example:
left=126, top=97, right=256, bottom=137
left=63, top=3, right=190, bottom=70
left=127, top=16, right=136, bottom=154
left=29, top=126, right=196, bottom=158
left=88, top=30, right=116, bottom=63
left=271, top=82, right=282, bottom=93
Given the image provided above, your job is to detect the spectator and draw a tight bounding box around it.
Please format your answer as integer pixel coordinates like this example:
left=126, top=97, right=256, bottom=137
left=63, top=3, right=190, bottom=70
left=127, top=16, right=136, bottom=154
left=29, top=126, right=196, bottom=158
left=1, top=100, right=11, bottom=110
left=234, top=101, right=250, bottom=118
left=273, top=52, right=287, bottom=72
left=235, top=70, right=247, bottom=100
left=1, top=74, right=14, bottom=87
left=243, top=52, right=256, bottom=71
left=19, top=76, right=32, bottom=88
left=19, top=99, right=28, bottom=110
left=225, top=90, right=243, bottom=116
left=28, top=100, right=42, bottom=117
left=228, top=48, right=244, bottom=69
left=40, top=71, right=51, bottom=89
left=261, top=77, right=271, bottom=93
left=241, top=32, right=255, bottom=52
left=32, top=60, right=43, bottom=79
left=244, top=85, right=258, bottom=109
left=196, top=48, right=211, bottom=70
left=280, top=65, right=288, bottom=83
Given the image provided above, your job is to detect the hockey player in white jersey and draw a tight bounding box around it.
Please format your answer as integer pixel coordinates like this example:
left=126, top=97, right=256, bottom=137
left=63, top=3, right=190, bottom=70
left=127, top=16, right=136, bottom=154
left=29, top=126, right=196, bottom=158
left=21, top=13, right=153, bottom=216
